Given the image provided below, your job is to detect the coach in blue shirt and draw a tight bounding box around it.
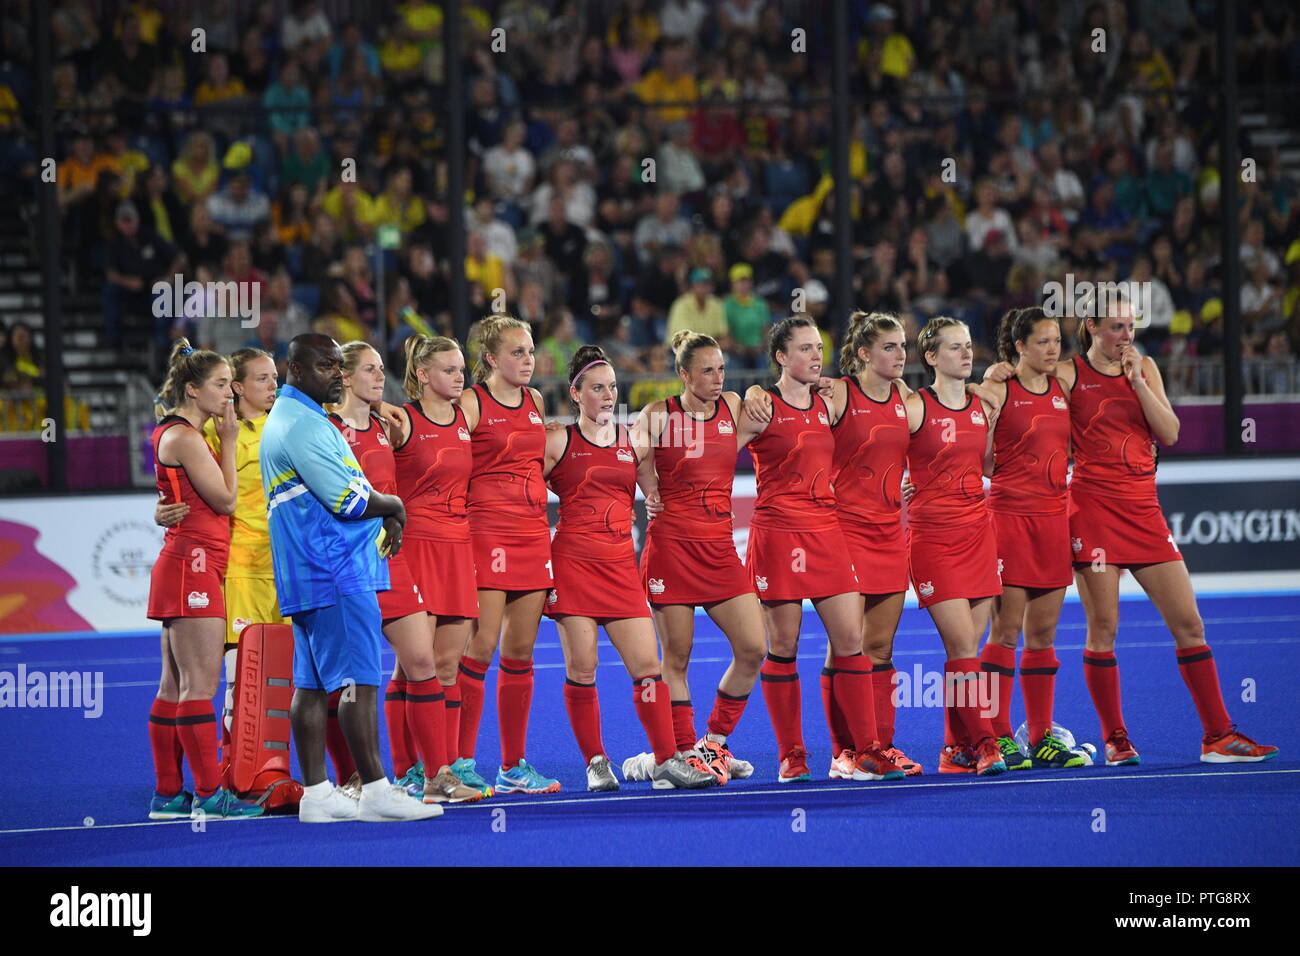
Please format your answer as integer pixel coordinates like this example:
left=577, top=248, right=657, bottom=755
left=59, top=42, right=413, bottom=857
left=262, top=333, right=438, bottom=822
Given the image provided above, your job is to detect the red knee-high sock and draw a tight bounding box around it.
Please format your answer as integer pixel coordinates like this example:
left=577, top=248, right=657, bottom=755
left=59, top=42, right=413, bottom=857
left=406, top=678, right=448, bottom=773
left=175, top=699, right=221, bottom=797
left=946, top=658, right=995, bottom=748
left=149, top=698, right=184, bottom=795
left=706, top=688, right=749, bottom=738
left=1019, top=648, right=1059, bottom=742
left=326, top=688, right=356, bottom=782
left=384, top=679, right=415, bottom=775
left=944, top=704, right=959, bottom=747
left=979, top=642, right=1017, bottom=739
left=819, top=667, right=852, bottom=754
left=633, top=675, right=676, bottom=764
left=1082, top=649, right=1125, bottom=740
left=760, top=653, right=803, bottom=757
left=1176, top=645, right=1232, bottom=738
left=831, top=654, right=879, bottom=751
left=497, top=657, right=534, bottom=769
left=457, top=656, right=490, bottom=760
left=564, top=679, right=604, bottom=763
left=442, top=679, right=462, bottom=763
left=669, top=699, right=696, bottom=752
left=871, top=662, right=897, bottom=748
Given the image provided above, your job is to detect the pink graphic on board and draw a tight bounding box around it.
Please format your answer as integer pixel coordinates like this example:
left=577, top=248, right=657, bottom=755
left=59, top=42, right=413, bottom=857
left=0, top=520, right=92, bottom=633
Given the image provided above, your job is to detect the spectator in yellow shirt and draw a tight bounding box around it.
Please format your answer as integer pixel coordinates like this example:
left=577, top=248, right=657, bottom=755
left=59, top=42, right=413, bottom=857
left=858, top=4, right=915, bottom=86
left=373, top=167, right=426, bottom=235
left=666, top=268, right=728, bottom=346
left=465, top=230, right=515, bottom=302
left=635, top=41, right=697, bottom=126
left=321, top=180, right=378, bottom=243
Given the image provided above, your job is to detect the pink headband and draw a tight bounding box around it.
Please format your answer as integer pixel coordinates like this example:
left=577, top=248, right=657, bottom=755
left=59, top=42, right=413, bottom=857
left=570, top=359, right=610, bottom=387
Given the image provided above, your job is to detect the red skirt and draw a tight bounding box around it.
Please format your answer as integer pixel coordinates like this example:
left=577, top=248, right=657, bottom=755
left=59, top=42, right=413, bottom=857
left=1068, top=483, right=1182, bottom=568
left=640, top=532, right=753, bottom=606
left=744, top=522, right=860, bottom=602
left=839, top=515, right=909, bottom=596
left=404, top=537, right=479, bottom=618
left=907, top=513, right=1001, bottom=608
left=147, top=541, right=228, bottom=621
left=471, top=529, right=553, bottom=592
left=378, top=548, right=429, bottom=621
left=546, top=531, right=650, bottom=620
left=993, top=509, right=1073, bottom=589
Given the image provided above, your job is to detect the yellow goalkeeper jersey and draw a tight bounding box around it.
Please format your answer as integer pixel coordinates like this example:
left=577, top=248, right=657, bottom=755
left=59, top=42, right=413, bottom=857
left=204, top=413, right=273, bottom=578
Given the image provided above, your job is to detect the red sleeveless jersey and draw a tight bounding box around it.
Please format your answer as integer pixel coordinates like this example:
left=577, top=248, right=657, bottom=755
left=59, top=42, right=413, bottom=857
left=651, top=394, right=737, bottom=540
left=906, top=387, right=990, bottom=529
left=548, top=424, right=637, bottom=553
left=153, top=416, right=231, bottom=553
left=831, top=377, right=910, bottom=523
left=329, top=412, right=396, bottom=494
left=988, top=376, right=1070, bottom=514
left=1069, top=354, right=1157, bottom=496
left=468, top=383, right=548, bottom=535
left=393, top=402, right=473, bottom=542
left=749, top=386, right=837, bottom=531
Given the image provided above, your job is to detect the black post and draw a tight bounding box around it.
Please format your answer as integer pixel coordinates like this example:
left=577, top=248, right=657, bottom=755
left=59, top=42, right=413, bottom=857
left=1219, top=0, right=1243, bottom=454
left=829, top=0, right=854, bottom=333
left=35, top=2, right=67, bottom=490
left=445, top=0, right=468, bottom=344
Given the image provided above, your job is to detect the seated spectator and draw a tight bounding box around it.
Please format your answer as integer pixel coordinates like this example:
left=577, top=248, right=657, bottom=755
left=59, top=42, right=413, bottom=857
left=281, top=127, right=330, bottom=196
left=529, top=158, right=596, bottom=228
left=374, top=167, right=427, bottom=237
left=634, top=192, right=691, bottom=267
left=1037, top=140, right=1085, bottom=223
left=635, top=39, right=697, bottom=126
left=232, top=25, right=273, bottom=97
left=193, top=53, right=248, bottom=143
left=250, top=269, right=313, bottom=372
left=666, top=268, right=728, bottom=347
left=180, top=201, right=229, bottom=274
left=321, top=179, right=377, bottom=243
left=135, top=164, right=184, bottom=245
left=483, top=119, right=537, bottom=209
left=539, top=196, right=588, bottom=284
left=281, top=0, right=333, bottom=74
left=207, top=169, right=271, bottom=242
left=103, top=200, right=183, bottom=348
left=327, top=20, right=380, bottom=82
left=315, top=281, right=368, bottom=345
left=465, top=230, right=515, bottom=303
left=263, top=60, right=312, bottom=154
left=515, top=280, right=549, bottom=332
left=724, top=263, right=771, bottom=369
left=964, top=177, right=1019, bottom=253
left=540, top=309, right=582, bottom=372
left=569, top=240, right=624, bottom=339
left=469, top=195, right=517, bottom=265
left=197, top=241, right=268, bottom=355
left=657, top=121, right=707, bottom=197
left=338, top=245, right=379, bottom=329
left=1241, top=257, right=1285, bottom=337
left=171, top=131, right=220, bottom=207
left=1145, top=141, right=1193, bottom=220
left=272, top=181, right=314, bottom=248
left=627, top=344, right=680, bottom=409
left=402, top=242, right=450, bottom=327
left=0, top=321, right=43, bottom=390
left=97, top=11, right=157, bottom=100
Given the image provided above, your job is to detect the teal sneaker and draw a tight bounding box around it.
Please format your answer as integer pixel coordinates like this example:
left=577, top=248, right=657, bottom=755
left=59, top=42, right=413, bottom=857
left=148, top=789, right=193, bottom=820
left=191, top=787, right=265, bottom=820
left=450, top=757, right=494, bottom=797
left=494, top=759, right=561, bottom=794
left=396, top=761, right=426, bottom=798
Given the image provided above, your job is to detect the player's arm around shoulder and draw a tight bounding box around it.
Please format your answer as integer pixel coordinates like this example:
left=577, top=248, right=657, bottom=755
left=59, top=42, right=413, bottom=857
left=904, top=389, right=925, bottom=433
left=826, top=377, right=849, bottom=424
left=543, top=420, right=570, bottom=478
left=457, top=383, right=481, bottom=431
left=1052, top=355, right=1077, bottom=391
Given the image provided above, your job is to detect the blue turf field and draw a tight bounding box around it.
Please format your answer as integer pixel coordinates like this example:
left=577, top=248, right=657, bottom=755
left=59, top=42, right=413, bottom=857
left=2, top=593, right=1297, bottom=866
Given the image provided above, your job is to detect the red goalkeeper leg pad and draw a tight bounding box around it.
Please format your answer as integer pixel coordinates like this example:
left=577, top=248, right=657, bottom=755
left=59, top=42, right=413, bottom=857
left=228, top=624, right=304, bottom=813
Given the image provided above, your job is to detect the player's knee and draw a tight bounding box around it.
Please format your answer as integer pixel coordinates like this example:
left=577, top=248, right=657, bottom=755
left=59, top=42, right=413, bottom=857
left=1171, top=614, right=1205, bottom=647
left=734, top=640, right=765, bottom=674
left=661, top=643, right=692, bottom=676
left=567, top=664, right=598, bottom=685
left=767, top=635, right=799, bottom=658
left=990, top=621, right=1021, bottom=649
left=1023, top=625, right=1056, bottom=650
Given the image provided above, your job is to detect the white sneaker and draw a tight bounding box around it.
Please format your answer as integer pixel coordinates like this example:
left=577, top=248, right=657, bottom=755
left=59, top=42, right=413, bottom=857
left=358, top=782, right=444, bottom=821
left=298, top=786, right=360, bottom=823
left=586, top=755, right=620, bottom=792
left=620, top=751, right=655, bottom=782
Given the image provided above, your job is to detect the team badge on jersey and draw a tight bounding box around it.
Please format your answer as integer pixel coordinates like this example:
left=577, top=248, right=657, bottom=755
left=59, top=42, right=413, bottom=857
left=616, top=448, right=634, bottom=463
left=755, top=576, right=768, bottom=592
left=717, top=419, right=734, bottom=435
left=1071, top=537, right=1083, bottom=553
left=917, top=581, right=934, bottom=598
left=233, top=616, right=251, bottom=635
left=528, top=411, right=544, bottom=425
left=547, top=589, right=558, bottom=605
left=457, top=427, right=471, bottom=441
left=1052, top=395, right=1067, bottom=410
left=894, top=404, right=906, bottom=418
left=997, top=558, right=1004, bottom=577
left=648, top=578, right=665, bottom=595
left=817, top=412, right=829, bottom=425
left=187, top=591, right=210, bottom=608
left=377, top=431, right=390, bottom=446
left=971, top=410, right=986, bottom=426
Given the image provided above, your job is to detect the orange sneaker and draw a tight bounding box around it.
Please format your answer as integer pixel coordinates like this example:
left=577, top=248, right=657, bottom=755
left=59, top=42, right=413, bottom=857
left=695, top=738, right=730, bottom=785
left=884, top=745, right=922, bottom=776
left=778, top=745, right=812, bottom=783
left=828, top=748, right=857, bottom=779
left=938, top=744, right=977, bottom=774
left=973, top=737, right=1008, bottom=776
left=854, top=745, right=906, bottom=781
left=1105, top=731, right=1141, bottom=766
left=1201, top=726, right=1278, bottom=763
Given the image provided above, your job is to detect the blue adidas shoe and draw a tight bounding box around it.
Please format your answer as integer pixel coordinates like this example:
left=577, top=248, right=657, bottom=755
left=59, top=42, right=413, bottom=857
left=396, top=761, right=426, bottom=798
left=148, top=789, right=193, bottom=820
left=450, top=757, right=494, bottom=797
left=494, top=759, right=561, bottom=794
left=191, top=787, right=265, bottom=820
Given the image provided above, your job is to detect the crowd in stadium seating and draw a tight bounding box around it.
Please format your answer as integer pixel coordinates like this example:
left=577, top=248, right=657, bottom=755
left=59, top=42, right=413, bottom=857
left=0, top=0, right=1297, bottom=397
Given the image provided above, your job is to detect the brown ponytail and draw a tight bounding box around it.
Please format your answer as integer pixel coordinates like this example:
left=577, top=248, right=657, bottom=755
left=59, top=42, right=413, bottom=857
left=916, top=316, right=967, bottom=370
left=768, top=315, right=818, bottom=367
left=155, top=337, right=229, bottom=421
left=839, top=310, right=904, bottom=374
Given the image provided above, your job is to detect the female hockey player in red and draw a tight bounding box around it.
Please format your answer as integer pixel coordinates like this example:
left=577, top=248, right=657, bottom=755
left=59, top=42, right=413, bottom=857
left=329, top=341, right=482, bottom=804
left=979, top=308, right=1083, bottom=770
left=735, top=317, right=905, bottom=784
left=626, top=329, right=765, bottom=785
left=905, top=317, right=1007, bottom=777
left=455, top=316, right=561, bottom=794
left=986, top=298, right=1278, bottom=765
left=544, top=345, right=716, bottom=791
left=146, top=338, right=264, bottom=820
